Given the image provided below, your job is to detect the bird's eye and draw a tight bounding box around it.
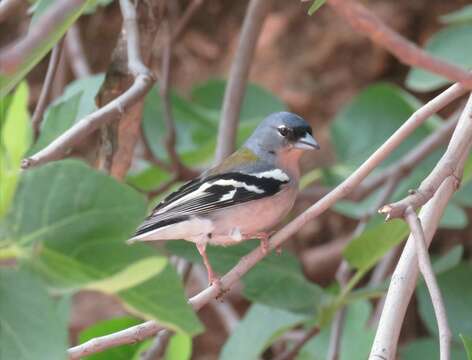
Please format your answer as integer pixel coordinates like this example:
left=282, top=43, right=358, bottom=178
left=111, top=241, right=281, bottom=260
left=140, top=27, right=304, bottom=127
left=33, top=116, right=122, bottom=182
left=278, top=126, right=289, bottom=137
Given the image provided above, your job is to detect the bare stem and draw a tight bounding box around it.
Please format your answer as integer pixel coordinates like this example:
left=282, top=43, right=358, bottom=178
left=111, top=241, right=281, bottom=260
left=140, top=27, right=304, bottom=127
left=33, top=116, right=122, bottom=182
left=405, top=206, right=451, bottom=360
left=31, top=38, right=64, bottom=139
left=274, top=326, right=320, bottom=360
left=214, top=0, right=270, bottom=163
left=65, top=24, right=91, bottom=78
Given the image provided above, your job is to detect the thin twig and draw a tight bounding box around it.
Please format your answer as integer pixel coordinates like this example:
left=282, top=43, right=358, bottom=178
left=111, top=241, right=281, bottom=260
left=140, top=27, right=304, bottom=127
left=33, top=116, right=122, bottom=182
left=214, top=0, right=270, bottom=163
left=22, top=0, right=156, bottom=169
left=31, top=38, right=64, bottom=139
left=170, top=0, right=204, bottom=43
left=327, top=0, right=472, bottom=88
left=66, top=59, right=466, bottom=360
left=405, top=206, right=451, bottom=360
left=274, top=326, right=320, bottom=360
left=65, top=24, right=91, bottom=78
left=370, top=94, right=472, bottom=360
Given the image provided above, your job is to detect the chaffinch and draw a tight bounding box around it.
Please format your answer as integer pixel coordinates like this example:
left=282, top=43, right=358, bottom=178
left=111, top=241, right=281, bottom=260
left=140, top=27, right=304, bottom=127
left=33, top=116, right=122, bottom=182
left=128, top=111, right=320, bottom=284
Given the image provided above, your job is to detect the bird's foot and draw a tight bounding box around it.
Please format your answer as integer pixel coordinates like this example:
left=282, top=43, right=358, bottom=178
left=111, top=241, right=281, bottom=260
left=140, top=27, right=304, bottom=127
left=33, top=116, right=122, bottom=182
left=254, top=231, right=275, bottom=255
left=275, top=245, right=282, bottom=255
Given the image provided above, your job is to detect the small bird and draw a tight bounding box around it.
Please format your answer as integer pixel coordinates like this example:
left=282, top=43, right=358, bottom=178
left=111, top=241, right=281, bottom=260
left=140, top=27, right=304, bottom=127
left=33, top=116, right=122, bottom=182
left=128, top=111, right=320, bottom=285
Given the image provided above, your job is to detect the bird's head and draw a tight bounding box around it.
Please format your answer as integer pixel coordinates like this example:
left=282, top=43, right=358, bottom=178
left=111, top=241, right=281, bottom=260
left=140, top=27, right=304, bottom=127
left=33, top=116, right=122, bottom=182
left=245, top=112, right=320, bottom=158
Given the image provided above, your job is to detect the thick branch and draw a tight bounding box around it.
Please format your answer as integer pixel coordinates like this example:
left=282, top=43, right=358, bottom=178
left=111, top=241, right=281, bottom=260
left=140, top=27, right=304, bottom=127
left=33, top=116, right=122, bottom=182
left=379, top=96, right=472, bottom=219
left=0, top=0, right=85, bottom=74
left=405, top=207, right=451, bottom=360
left=31, top=39, right=64, bottom=139
left=327, top=0, right=472, bottom=88
left=22, top=0, right=156, bottom=169
left=66, top=60, right=467, bottom=360
left=214, top=0, right=270, bottom=163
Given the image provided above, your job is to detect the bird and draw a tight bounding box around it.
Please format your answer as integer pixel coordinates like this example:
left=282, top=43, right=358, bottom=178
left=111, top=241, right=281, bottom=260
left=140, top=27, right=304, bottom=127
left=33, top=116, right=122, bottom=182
left=128, top=111, right=320, bottom=286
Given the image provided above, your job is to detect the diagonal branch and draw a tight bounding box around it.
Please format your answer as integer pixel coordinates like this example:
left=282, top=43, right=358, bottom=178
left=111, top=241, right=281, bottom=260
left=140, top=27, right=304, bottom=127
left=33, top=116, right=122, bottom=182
left=326, top=0, right=472, bottom=88
left=214, top=0, right=270, bottom=163
left=66, top=60, right=467, bottom=360
left=65, top=24, right=91, bottom=78
left=405, top=206, right=451, bottom=360
left=21, top=0, right=156, bottom=169
left=31, top=38, right=65, bottom=139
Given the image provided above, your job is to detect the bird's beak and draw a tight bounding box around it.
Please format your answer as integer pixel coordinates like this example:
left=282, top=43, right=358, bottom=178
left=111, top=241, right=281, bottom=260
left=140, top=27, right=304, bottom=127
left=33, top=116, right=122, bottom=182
left=294, top=133, right=320, bottom=150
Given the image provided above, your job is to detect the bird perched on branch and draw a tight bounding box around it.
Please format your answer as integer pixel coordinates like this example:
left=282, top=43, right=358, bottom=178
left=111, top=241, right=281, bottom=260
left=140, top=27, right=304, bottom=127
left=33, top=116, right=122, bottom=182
left=128, top=111, right=320, bottom=285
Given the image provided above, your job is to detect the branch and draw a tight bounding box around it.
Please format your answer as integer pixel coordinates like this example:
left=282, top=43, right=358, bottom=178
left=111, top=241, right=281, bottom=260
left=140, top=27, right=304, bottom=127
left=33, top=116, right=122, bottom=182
left=405, top=207, right=451, bottom=360
left=65, top=24, right=91, bottom=78
left=379, top=100, right=472, bottom=220
left=66, top=58, right=467, bottom=360
left=0, top=0, right=86, bottom=74
left=171, top=0, right=205, bottom=44
left=22, top=1, right=156, bottom=169
left=369, top=93, right=472, bottom=360
left=214, top=0, right=270, bottom=163
left=31, top=38, right=64, bottom=139
left=326, top=0, right=472, bottom=88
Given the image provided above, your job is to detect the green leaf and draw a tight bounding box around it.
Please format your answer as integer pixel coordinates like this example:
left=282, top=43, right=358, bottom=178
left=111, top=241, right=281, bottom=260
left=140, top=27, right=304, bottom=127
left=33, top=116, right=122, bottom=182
left=343, top=220, right=409, bottom=271
left=454, top=179, right=472, bottom=207
left=440, top=5, right=472, bottom=25
left=417, top=263, right=472, bottom=341
left=308, top=0, right=327, bottom=15
left=439, top=203, right=468, bottom=229
left=126, top=161, right=173, bottom=192
left=461, top=334, right=472, bottom=360
left=432, top=245, right=463, bottom=275
left=191, top=79, right=286, bottom=121
left=164, top=332, right=192, bottom=360
left=168, top=241, right=326, bottom=314
left=0, top=82, right=31, bottom=218
left=0, top=268, right=68, bottom=360
left=78, top=317, right=143, bottom=360
left=2, top=159, right=203, bottom=335
left=297, top=301, right=374, bottom=360
left=28, top=74, right=105, bottom=155
left=0, top=1, right=89, bottom=96
left=331, top=83, right=435, bottom=170
left=83, top=0, right=114, bottom=14
left=220, top=304, right=308, bottom=360
left=406, top=24, right=472, bottom=91
left=400, top=338, right=467, bottom=360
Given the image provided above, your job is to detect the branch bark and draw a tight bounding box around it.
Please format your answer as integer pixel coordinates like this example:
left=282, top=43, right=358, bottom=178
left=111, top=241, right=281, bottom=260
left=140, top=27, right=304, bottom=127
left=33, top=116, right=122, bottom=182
left=66, top=60, right=466, bottom=360
left=22, top=1, right=157, bottom=170
left=405, top=207, right=451, bottom=360
left=214, top=0, right=270, bottom=163
left=65, top=24, right=91, bottom=78
left=369, top=93, right=472, bottom=360
left=326, top=0, right=472, bottom=88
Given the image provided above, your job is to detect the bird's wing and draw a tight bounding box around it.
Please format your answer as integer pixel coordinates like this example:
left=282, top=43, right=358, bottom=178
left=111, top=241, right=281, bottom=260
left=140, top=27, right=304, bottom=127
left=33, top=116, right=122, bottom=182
left=133, top=169, right=290, bottom=237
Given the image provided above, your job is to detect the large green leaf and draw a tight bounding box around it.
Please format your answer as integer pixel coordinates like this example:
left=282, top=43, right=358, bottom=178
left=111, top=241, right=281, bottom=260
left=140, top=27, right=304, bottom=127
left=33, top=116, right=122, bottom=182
left=330, top=83, right=435, bottom=170
left=1, top=160, right=203, bottom=335
left=220, top=304, right=308, bottom=360
left=0, top=268, right=68, bottom=360
left=406, top=24, right=472, bottom=91
left=400, top=338, right=467, bottom=360
left=440, top=5, right=472, bottom=24
left=168, top=241, right=325, bottom=314
left=0, top=1, right=89, bottom=96
left=297, top=301, right=374, bottom=360
left=28, top=74, right=104, bottom=155
left=78, top=317, right=143, bottom=360
left=343, top=220, right=409, bottom=271
left=0, top=82, right=31, bottom=218
left=190, top=79, right=286, bottom=121
left=417, top=263, right=472, bottom=341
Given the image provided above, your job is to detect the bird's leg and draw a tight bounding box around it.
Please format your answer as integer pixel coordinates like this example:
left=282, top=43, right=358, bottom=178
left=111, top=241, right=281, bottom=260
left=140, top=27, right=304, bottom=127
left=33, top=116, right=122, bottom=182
left=252, top=231, right=275, bottom=255
left=196, top=242, right=223, bottom=295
